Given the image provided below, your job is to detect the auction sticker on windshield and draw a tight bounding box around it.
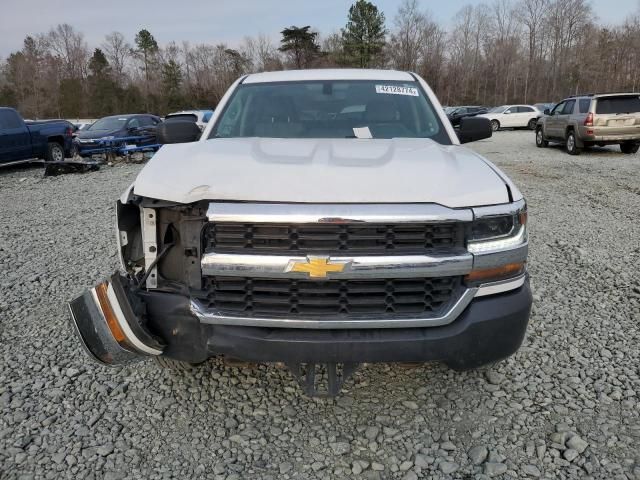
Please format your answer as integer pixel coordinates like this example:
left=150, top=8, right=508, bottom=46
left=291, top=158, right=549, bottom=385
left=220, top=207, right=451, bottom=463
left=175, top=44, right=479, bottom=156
left=375, top=85, right=419, bottom=96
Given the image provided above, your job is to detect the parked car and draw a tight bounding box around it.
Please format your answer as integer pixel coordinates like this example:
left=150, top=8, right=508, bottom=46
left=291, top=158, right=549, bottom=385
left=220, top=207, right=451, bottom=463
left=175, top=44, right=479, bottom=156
left=534, top=103, right=556, bottom=114
left=478, top=105, right=542, bottom=131
left=0, top=107, right=74, bottom=166
left=74, top=114, right=161, bottom=157
left=446, top=106, right=489, bottom=127
left=164, top=110, right=213, bottom=132
left=68, top=69, right=531, bottom=397
left=536, top=93, right=640, bottom=155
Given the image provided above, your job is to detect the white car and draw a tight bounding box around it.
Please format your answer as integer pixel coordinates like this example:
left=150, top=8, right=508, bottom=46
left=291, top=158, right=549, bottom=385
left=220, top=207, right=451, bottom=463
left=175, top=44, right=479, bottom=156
left=479, top=105, right=542, bottom=131
left=69, top=69, right=531, bottom=397
left=164, top=109, right=213, bottom=131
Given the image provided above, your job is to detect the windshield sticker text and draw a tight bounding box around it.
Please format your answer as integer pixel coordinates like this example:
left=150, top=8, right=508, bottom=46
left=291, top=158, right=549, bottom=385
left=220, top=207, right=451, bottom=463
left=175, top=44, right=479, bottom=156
left=375, top=85, right=419, bottom=96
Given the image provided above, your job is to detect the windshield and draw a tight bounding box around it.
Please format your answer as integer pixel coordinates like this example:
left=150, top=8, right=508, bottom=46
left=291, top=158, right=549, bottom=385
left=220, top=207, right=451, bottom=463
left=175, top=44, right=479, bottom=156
left=89, top=117, right=128, bottom=130
left=489, top=106, right=508, bottom=113
left=211, top=80, right=449, bottom=143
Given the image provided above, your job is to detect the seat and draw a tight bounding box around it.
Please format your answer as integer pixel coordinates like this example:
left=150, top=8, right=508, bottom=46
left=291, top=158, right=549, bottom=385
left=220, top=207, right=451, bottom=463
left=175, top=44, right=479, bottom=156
left=250, top=96, right=302, bottom=138
left=363, top=99, right=412, bottom=138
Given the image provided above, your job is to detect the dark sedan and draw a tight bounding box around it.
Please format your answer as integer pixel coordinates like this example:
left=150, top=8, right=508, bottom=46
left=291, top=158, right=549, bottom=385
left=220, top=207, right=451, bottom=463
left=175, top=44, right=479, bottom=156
left=74, top=114, right=161, bottom=157
left=447, top=106, right=489, bottom=127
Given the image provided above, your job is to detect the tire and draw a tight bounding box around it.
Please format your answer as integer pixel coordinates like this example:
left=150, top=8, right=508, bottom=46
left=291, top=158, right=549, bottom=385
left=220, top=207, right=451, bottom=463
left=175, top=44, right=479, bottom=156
left=566, top=131, right=581, bottom=155
left=535, top=128, right=548, bottom=148
left=620, top=142, right=639, bottom=154
left=490, top=120, right=500, bottom=132
left=46, top=142, right=65, bottom=162
left=527, top=118, right=538, bottom=130
left=153, top=356, right=201, bottom=372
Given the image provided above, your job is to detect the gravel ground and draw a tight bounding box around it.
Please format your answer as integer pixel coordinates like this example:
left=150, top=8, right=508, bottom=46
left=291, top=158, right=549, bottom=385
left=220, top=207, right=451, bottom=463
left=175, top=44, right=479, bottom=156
left=1, top=130, right=639, bottom=480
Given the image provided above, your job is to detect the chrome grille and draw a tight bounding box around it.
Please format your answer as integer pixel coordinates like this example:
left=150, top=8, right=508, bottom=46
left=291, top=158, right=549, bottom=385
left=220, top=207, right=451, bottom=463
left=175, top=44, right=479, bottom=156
left=197, top=276, right=462, bottom=318
left=203, top=222, right=463, bottom=254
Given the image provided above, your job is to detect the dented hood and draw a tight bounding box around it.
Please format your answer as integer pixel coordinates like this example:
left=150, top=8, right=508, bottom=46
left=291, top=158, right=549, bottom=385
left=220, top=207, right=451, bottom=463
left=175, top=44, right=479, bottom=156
left=133, top=138, right=515, bottom=208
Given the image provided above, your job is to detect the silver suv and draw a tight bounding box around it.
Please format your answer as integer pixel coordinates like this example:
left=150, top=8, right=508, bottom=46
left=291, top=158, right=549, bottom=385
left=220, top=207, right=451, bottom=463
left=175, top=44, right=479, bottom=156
left=536, top=93, right=640, bottom=155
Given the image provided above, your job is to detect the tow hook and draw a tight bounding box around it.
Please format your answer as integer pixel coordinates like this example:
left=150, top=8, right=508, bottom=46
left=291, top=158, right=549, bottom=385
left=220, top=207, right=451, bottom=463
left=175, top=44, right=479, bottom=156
left=68, top=273, right=164, bottom=365
left=286, top=363, right=359, bottom=397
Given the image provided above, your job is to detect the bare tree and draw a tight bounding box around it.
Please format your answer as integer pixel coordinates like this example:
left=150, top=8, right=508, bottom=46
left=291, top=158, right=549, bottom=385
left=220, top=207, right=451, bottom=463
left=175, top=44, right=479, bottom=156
left=45, top=24, right=88, bottom=79
left=102, top=32, right=131, bottom=86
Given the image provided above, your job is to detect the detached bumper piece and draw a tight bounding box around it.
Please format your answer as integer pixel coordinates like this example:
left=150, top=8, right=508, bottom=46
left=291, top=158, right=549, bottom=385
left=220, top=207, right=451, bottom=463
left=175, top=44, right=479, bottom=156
left=44, top=159, right=101, bottom=176
left=68, top=273, right=164, bottom=365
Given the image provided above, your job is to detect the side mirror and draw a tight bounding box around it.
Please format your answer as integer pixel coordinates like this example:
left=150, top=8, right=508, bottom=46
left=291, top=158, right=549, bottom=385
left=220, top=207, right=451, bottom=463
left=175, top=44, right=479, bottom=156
left=504, top=110, right=511, bottom=114
left=157, top=120, right=201, bottom=144
left=457, top=117, right=492, bottom=144
left=544, top=109, right=550, bottom=115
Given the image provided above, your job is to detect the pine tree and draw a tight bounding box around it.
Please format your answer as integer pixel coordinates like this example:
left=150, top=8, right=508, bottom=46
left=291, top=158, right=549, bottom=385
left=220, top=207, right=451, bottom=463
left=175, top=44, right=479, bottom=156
left=279, top=26, right=320, bottom=69
left=342, top=0, right=387, bottom=68
left=134, top=29, right=158, bottom=109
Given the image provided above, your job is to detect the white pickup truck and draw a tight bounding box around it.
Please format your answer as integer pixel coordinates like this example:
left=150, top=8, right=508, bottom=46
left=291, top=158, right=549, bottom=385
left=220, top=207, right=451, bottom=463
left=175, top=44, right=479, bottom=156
left=69, top=69, right=531, bottom=396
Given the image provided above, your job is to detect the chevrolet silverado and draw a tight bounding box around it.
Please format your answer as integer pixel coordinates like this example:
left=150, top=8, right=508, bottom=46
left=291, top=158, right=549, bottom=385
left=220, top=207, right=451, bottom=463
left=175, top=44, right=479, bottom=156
left=68, top=69, right=532, bottom=396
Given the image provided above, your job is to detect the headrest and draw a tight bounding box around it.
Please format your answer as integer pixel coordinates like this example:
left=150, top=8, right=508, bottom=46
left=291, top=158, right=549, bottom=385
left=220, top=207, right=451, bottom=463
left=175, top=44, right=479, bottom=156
left=365, top=99, right=397, bottom=123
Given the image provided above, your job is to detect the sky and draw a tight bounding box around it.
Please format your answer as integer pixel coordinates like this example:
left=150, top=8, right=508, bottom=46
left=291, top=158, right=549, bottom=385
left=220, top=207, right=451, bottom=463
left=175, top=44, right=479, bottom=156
left=1, top=0, right=639, bottom=58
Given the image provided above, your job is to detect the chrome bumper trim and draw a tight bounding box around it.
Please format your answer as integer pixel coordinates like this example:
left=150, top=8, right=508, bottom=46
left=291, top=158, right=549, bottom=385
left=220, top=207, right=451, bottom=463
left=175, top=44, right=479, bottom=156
left=207, top=202, right=473, bottom=224
left=201, top=250, right=473, bottom=279
left=476, top=274, right=526, bottom=297
left=191, top=288, right=478, bottom=329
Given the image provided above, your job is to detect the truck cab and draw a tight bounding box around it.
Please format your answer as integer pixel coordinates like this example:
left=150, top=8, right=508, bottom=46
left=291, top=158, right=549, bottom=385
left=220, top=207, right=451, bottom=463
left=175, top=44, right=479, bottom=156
left=0, top=107, right=74, bottom=166
left=68, top=70, right=532, bottom=396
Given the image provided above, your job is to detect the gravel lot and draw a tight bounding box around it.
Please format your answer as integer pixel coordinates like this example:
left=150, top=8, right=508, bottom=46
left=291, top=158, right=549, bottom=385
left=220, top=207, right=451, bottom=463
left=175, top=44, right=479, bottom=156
left=1, top=130, right=639, bottom=480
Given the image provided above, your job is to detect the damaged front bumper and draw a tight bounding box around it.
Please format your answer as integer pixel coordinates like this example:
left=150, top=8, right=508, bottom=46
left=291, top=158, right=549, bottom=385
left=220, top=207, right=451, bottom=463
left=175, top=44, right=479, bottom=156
left=68, top=273, right=164, bottom=365
left=68, top=272, right=531, bottom=369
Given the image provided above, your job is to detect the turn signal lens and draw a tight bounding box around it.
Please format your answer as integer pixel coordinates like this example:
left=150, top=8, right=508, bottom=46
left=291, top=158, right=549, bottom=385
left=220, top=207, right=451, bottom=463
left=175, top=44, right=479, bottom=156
left=95, top=282, right=127, bottom=344
left=465, top=262, right=525, bottom=284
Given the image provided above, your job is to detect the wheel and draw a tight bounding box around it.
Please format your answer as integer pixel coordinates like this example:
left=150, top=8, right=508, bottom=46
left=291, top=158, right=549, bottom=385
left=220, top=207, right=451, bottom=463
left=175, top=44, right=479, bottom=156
left=620, top=142, right=639, bottom=154
left=566, top=131, right=581, bottom=155
left=535, top=128, right=548, bottom=148
left=46, top=142, right=65, bottom=162
left=527, top=118, right=538, bottom=130
left=490, top=120, right=500, bottom=132
left=153, top=356, right=202, bottom=372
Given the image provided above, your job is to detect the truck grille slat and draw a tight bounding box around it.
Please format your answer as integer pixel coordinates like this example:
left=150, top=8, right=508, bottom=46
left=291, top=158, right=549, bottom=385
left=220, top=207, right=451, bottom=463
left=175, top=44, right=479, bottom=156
left=198, top=276, right=461, bottom=318
left=204, top=222, right=462, bottom=254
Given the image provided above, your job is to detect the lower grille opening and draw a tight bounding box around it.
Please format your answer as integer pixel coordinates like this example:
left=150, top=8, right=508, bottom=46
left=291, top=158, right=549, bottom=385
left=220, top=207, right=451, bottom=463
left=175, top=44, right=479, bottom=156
left=196, top=276, right=463, bottom=319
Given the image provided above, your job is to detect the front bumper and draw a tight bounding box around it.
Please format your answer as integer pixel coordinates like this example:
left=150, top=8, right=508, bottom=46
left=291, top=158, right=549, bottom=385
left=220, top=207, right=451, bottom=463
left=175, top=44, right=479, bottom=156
left=69, top=274, right=531, bottom=370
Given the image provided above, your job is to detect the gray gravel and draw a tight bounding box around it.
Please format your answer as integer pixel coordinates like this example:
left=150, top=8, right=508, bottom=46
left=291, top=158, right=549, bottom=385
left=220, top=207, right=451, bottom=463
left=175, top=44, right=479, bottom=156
left=1, top=131, right=640, bottom=479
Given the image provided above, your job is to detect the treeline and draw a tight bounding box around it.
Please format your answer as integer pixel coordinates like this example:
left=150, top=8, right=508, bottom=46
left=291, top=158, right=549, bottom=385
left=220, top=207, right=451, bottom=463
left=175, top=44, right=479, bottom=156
left=1, top=0, right=639, bottom=119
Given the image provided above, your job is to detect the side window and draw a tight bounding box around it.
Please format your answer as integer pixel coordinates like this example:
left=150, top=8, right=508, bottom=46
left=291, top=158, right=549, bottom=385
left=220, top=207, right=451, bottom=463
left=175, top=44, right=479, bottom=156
left=139, top=116, right=155, bottom=127
left=518, top=106, right=534, bottom=113
left=551, top=102, right=564, bottom=115
left=0, top=110, right=23, bottom=129
left=561, top=100, right=576, bottom=115
left=578, top=99, right=591, bottom=114
left=128, top=118, right=140, bottom=129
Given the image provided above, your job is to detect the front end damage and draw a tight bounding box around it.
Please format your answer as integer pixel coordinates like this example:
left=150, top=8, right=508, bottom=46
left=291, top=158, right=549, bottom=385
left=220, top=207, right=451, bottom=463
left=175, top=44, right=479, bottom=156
left=68, top=195, right=531, bottom=396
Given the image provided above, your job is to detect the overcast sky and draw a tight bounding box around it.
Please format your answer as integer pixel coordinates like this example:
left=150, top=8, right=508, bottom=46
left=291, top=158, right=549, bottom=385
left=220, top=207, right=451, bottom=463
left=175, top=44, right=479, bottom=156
left=1, top=0, right=639, bottom=58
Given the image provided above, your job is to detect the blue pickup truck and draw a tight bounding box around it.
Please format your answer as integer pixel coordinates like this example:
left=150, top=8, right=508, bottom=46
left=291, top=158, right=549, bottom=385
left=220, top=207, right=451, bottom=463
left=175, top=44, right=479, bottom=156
left=0, top=107, right=74, bottom=166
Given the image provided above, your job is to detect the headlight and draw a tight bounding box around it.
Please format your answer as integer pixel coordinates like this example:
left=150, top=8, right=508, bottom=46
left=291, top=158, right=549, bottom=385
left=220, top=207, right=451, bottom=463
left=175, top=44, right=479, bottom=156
left=467, top=205, right=527, bottom=254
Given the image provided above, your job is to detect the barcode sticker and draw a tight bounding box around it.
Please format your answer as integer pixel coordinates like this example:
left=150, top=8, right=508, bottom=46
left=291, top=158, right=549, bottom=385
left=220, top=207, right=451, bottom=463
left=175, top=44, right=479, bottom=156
left=375, top=85, right=419, bottom=96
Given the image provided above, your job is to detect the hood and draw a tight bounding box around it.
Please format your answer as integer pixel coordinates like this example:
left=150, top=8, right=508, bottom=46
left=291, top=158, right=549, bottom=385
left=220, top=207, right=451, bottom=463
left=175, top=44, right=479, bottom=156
left=133, top=138, right=512, bottom=208
left=77, top=129, right=122, bottom=139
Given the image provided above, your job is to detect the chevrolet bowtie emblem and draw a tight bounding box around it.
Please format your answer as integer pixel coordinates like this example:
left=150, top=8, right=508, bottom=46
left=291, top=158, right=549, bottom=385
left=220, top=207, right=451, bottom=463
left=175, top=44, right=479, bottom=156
left=286, top=256, right=350, bottom=278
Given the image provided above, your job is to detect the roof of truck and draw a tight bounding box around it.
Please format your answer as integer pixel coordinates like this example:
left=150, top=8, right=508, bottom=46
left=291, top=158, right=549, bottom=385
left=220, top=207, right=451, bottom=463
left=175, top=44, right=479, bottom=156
left=243, top=69, right=415, bottom=84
